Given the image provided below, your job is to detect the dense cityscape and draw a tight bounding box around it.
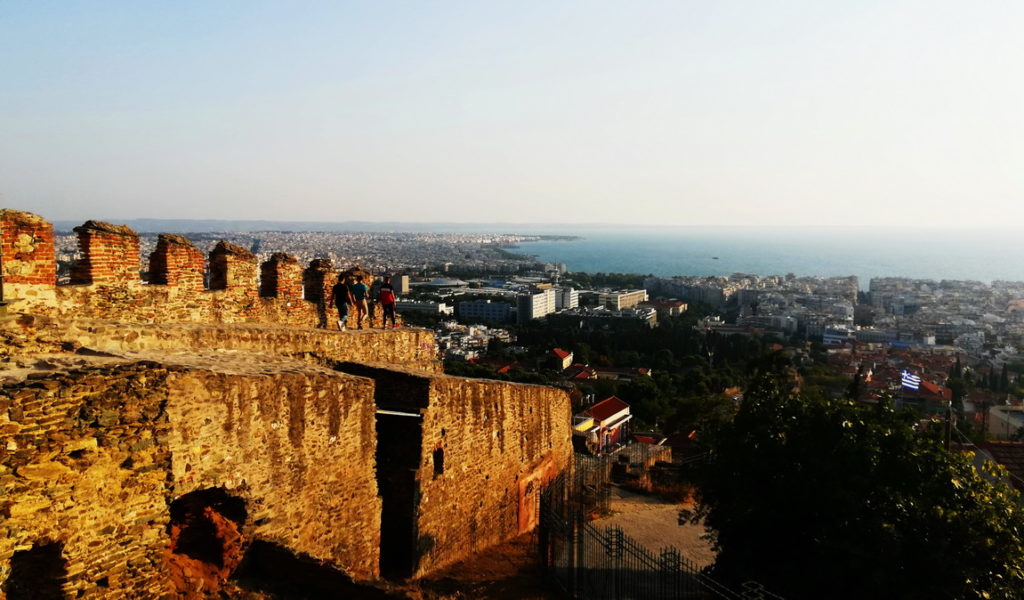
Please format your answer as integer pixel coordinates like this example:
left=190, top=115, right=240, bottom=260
left=53, top=228, right=1024, bottom=446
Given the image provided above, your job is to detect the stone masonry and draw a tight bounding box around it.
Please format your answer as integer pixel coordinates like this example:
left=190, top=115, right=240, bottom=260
left=0, top=210, right=387, bottom=328
left=334, top=364, right=571, bottom=578
left=0, top=208, right=574, bottom=598
left=0, top=352, right=381, bottom=598
left=69, top=221, right=141, bottom=286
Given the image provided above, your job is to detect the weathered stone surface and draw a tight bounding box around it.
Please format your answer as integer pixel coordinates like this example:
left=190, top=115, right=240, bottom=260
left=0, top=315, right=440, bottom=373
left=0, top=208, right=575, bottom=598
left=0, top=353, right=383, bottom=597
left=334, top=363, right=573, bottom=578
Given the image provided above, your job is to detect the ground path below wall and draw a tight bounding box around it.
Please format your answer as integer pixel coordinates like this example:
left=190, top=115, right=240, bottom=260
left=592, top=486, right=717, bottom=570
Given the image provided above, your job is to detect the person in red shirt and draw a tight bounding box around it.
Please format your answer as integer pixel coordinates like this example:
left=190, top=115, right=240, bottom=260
left=379, top=275, right=398, bottom=329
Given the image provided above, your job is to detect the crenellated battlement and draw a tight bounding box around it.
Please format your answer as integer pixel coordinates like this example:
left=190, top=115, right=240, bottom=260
left=0, top=209, right=374, bottom=328
left=70, top=220, right=141, bottom=285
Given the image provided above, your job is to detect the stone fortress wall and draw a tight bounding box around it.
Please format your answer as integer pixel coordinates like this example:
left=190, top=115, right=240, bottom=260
left=1, top=209, right=351, bottom=328
left=0, top=209, right=573, bottom=599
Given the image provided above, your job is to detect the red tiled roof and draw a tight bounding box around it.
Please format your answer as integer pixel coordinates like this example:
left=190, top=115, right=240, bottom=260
left=979, top=442, right=1024, bottom=492
left=586, top=396, right=630, bottom=422
left=551, top=348, right=572, bottom=359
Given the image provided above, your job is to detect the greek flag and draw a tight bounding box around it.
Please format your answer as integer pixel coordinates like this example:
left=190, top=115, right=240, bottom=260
left=901, top=370, right=921, bottom=390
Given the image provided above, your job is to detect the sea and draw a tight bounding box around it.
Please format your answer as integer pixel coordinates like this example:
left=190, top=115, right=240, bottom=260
left=511, top=226, right=1024, bottom=290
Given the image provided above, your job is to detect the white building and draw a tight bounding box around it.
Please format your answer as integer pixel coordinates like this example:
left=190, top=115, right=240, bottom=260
left=555, top=287, right=579, bottom=310
left=988, top=405, right=1024, bottom=440
left=598, top=289, right=648, bottom=310
left=395, top=300, right=454, bottom=315
left=517, top=288, right=557, bottom=323
left=822, top=326, right=856, bottom=346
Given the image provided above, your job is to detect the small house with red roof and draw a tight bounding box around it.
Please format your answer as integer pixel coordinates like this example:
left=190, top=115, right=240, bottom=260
left=572, top=396, right=632, bottom=455
left=564, top=363, right=597, bottom=381
left=548, top=348, right=574, bottom=370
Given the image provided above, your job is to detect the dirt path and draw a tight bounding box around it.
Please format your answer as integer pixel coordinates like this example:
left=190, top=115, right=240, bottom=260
left=591, top=486, right=716, bottom=569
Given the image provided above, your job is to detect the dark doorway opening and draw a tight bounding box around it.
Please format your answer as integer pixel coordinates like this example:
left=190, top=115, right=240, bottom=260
left=332, top=363, right=431, bottom=580
left=376, top=411, right=423, bottom=579
left=3, top=541, right=67, bottom=600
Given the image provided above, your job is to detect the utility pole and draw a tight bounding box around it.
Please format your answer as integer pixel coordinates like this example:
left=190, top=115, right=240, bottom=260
left=945, top=400, right=953, bottom=451
left=0, top=219, right=6, bottom=318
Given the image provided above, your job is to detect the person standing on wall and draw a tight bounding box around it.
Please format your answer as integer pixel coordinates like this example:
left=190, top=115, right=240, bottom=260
left=367, top=274, right=382, bottom=329
left=379, top=275, right=398, bottom=329
left=328, top=273, right=355, bottom=331
left=349, top=274, right=370, bottom=329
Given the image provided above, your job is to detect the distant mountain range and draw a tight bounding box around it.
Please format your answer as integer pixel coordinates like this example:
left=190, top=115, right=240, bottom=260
left=50, top=218, right=590, bottom=235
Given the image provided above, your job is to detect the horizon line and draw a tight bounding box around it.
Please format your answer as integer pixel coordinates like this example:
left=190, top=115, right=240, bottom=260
left=40, top=215, right=1019, bottom=232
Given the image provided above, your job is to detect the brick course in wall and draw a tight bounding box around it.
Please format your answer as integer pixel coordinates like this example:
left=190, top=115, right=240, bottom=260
left=260, top=252, right=302, bottom=302
left=148, top=234, right=205, bottom=291
left=70, top=221, right=141, bottom=286
left=0, top=210, right=391, bottom=328
left=0, top=209, right=56, bottom=287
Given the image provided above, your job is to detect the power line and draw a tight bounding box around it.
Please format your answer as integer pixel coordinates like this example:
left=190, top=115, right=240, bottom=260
left=953, top=424, right=1024, bottom=490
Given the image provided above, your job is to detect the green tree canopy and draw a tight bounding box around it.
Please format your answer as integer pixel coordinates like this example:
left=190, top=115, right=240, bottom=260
left=697, top=375, right=1024, bottom=600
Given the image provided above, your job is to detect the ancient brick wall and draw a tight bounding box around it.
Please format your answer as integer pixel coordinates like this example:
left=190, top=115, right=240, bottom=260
left=0, top=209, right=57, bottom=307
left=164, top=364, right=381, bottom=581
left=0, top=315, right=441, bottom=373
left=416, top=377, right=571, bottom=576
left=333, top=364, right=573, bottom=578
left=0, top=363, right=177, bottom=599
left=70, top=221, right=141, bottom=285
left=260, top=253, right=303, bottom=302
left=0, top=353, right=383, bottom=598
left=0, top=209, right=394, bottom=328
left=148, top=234, right=205, bottom=291
left=0, top=206, right=577, bottom=594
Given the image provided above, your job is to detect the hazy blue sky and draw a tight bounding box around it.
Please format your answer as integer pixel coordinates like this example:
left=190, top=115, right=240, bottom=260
left=2, top=1, right=1022, bottom=226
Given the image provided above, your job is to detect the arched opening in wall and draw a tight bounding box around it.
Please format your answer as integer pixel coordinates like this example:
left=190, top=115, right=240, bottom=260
left=3, top=541, right=68, bottom=600
left=165, top=488, right=247, bottom=596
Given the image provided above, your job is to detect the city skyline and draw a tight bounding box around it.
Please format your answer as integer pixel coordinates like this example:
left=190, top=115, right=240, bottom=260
left=3, top=1, right=1023, bottom=227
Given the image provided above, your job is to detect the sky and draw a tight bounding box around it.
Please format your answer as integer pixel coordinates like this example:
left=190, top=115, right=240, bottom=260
left=1, top=1, right=1023, bottom=227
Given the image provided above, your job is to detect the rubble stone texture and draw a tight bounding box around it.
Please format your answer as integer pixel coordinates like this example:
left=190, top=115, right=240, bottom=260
left=0, top=209, right=573, bottom=599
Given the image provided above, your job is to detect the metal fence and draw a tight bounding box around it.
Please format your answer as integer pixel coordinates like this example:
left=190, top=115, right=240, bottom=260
left=569, top=453, right=613, bottom=515
left=539, top=456, right=783, bottom=600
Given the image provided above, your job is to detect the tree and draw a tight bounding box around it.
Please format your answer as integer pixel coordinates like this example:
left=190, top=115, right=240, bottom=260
left=696, top=375, right=1024, bottom=600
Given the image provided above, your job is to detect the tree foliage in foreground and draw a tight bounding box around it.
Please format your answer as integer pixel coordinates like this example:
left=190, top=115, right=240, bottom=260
left=697, top=376, right=1024, bottom=600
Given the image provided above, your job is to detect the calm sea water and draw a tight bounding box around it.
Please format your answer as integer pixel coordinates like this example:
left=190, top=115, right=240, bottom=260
left=513, top=227, right=1024, bottom=289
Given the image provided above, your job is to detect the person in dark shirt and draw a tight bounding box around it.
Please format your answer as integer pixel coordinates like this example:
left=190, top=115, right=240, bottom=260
left=379, top=275, right=398, bottom=329
left=328, top=274, right=355, bottom=331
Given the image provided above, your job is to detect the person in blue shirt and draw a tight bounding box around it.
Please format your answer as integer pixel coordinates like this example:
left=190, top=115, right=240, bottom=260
left=349, top=275, right=370, bottom=329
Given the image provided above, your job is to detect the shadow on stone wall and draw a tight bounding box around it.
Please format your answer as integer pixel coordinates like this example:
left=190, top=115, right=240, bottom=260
left=3, top=541, right=67, bottom=600
left=233, top=540, right=403, bottom=600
